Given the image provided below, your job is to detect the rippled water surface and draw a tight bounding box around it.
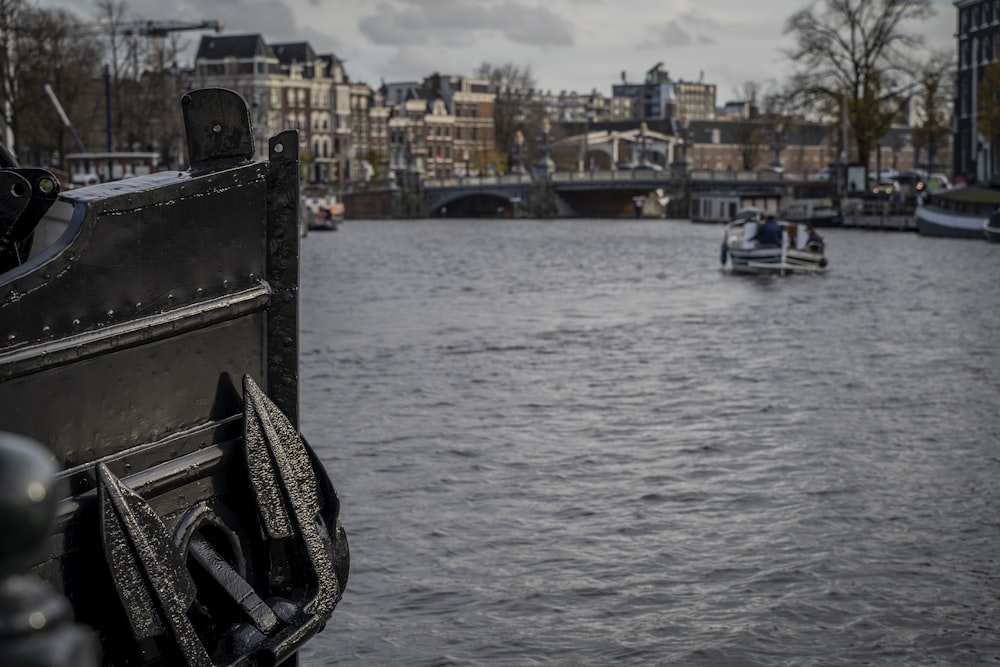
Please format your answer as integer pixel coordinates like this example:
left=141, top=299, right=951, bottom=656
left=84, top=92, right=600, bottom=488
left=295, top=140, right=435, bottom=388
left=297, top=219, right=1000, bottom=666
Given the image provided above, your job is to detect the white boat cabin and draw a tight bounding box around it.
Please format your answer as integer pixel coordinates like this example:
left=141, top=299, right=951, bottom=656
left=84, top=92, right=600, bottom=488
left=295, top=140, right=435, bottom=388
left=690, top=190, right=781, bottom=223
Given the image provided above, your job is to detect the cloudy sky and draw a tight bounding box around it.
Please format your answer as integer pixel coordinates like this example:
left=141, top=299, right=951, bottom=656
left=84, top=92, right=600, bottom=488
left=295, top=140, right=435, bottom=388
left=41, top=0, right=956, bottom=101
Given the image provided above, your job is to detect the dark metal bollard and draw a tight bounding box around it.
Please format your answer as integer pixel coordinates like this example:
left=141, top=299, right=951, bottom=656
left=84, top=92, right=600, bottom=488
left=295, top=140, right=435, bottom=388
left=0, top=433, right=99, bottom=666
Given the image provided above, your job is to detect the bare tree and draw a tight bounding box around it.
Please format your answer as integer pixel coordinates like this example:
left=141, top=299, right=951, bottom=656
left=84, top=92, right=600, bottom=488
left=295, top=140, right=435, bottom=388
left=474, top=62, right=536, bottom=161
left=911, top=49, right=954, bottom=173
left=783, top=0, right=935, bottom=183
left=0, top=0, right=27, bottom=154
left=732, top=81, right=767, bottom=170
left=93, top=0, right=150, bottom=151
left=1, top=1, right=103, bottom=162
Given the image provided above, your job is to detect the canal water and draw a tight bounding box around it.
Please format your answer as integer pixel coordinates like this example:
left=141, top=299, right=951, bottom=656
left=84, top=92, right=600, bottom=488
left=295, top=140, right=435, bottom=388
left=297, top=219, right=1000, bottom=666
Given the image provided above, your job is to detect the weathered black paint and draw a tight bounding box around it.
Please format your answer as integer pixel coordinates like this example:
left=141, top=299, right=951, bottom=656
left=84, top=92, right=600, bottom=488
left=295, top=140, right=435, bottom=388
left=0, top=88, right=347, bottom=666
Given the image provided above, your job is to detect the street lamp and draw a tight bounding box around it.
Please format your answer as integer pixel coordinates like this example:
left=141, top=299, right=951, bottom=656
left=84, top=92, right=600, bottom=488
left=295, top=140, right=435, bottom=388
left=463, top=148, right=469, bottom=178
left=769, top=122, right=785, bottom=168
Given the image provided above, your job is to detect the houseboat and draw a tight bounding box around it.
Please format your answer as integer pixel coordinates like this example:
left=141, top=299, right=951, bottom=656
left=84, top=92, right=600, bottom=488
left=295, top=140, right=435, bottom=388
left=915, top=185, right=1000, bottom=238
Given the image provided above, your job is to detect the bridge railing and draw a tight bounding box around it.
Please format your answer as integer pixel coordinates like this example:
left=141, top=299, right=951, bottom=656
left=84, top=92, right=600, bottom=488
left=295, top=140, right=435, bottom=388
left=422, top=167, right=833, bottom=189
left=551, top=169, right=672, bottom=183
left=689, top=168, right=830, bottom=183
left=424, top=173, right=534, bottom=188
left=424, top=169, right=679, bottom=188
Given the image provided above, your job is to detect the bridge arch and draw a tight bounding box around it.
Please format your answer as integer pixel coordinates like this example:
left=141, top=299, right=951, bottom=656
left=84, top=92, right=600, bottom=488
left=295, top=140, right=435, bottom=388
left=426, top=186, right=531, bottom=217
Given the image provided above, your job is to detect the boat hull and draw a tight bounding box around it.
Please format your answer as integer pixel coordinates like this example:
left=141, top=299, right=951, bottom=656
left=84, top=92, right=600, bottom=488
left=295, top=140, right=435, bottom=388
left=983, top=219, right=1000, bottom=242
left=726, top=247, right=827, bottom=275
left=915, top=204, right=985, bottom=238
left=721, top=214, right=828, bottom=275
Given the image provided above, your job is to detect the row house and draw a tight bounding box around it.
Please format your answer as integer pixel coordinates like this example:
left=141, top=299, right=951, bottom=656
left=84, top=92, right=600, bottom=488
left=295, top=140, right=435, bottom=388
left=189, top=33, right=368, bottom=186
left=321, top=54, right=351, bottom=184
left=384, top=74, right=496, bottom=180
left=424, top=74, right=495, bottom=176
left=189, top=34, right=285, bottom=161
left=348, top=83, right=391, bottom=180
left=612, top=62, right=717, bottom=123
left=271, top=42, right=337, bottom=184
left=519, top=89, right=613, bottom=124
left=388, top=98, right=430, bottom=178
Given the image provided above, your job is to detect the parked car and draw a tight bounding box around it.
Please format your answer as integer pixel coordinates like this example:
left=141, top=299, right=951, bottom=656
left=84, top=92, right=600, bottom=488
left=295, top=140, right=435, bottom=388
left=872, top=179, right=901, bottom=197
left=895, top=170, right=927, bottom=197
left=868, top=169, right=897, bottom=181
left=926, top=172, right=951, bottom=190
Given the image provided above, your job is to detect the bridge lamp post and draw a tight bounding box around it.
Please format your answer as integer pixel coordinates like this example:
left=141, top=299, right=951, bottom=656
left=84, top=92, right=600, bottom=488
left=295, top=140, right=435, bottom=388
left=510, top=131, right=527, bottom=176
left=463, top=148, right=469, bottom=179
left=579, top=103, right=594, bottom=173
left=536, top=118, right=555, bottom=176
left=672, top=114, right=690, bottom=176
left=639, top=122, right=648, bottom=166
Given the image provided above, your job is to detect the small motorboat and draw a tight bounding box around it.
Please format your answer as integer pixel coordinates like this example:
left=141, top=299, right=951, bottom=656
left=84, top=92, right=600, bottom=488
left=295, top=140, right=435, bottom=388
left=720, top=208, right=828, bottom=275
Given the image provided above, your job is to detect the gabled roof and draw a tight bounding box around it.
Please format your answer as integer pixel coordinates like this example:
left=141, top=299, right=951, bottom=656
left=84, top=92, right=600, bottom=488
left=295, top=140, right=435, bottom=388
left=271, top=42, right=317, bottom=65
left=196, top=34, right=274, bottom=60
left=318, top=53, right=343, bottom=66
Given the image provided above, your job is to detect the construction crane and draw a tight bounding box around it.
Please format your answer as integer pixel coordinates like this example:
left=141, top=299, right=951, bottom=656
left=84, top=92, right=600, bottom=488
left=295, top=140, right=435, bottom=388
left=122, top=20, right=224, bottom=38
left=77, top=19, right=224, bottom=72
left=123, top=20, right=224, bottom=72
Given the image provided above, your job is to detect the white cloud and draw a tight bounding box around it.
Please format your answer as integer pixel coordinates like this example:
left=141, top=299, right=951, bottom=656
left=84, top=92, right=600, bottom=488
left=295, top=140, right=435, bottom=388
left=33, top=0, right=957, bottom=100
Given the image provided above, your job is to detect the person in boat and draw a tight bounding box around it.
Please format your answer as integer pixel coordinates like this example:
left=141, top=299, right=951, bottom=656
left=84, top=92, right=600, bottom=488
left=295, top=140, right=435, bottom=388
left=805, top=226, right=825, bottom=253
left=750, top=214, right=782, bottom=247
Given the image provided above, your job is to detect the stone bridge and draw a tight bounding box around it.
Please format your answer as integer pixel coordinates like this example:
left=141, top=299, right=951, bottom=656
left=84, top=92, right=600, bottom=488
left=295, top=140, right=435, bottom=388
left=423, top=169, right=685, bottom=218
left=421, top=166, right=834, bottom=218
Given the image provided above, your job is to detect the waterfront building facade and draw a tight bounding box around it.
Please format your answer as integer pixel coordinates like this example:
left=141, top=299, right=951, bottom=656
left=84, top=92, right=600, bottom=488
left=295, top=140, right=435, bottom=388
left=190, top=34, right=284, bottom=162
left=191, top=34, right=343, bottom=184
left=424, top=74, right=496, bottom=175
left=954, top=0, right=1000, bottom=183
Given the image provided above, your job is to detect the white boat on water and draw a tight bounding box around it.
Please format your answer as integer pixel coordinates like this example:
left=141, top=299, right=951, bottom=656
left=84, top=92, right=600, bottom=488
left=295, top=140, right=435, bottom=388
left=720, top=209, right=828, bottom=275
left=915, top=185, right=1000, bottom=239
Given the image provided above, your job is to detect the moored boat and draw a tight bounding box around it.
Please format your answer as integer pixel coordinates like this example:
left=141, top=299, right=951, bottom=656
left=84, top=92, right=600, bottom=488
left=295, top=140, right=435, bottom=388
left=303, top=191, right=344, bottom=231
left=720, top=209, right=828, bottom=275
left=915, top=185, right=1000, bottom=238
